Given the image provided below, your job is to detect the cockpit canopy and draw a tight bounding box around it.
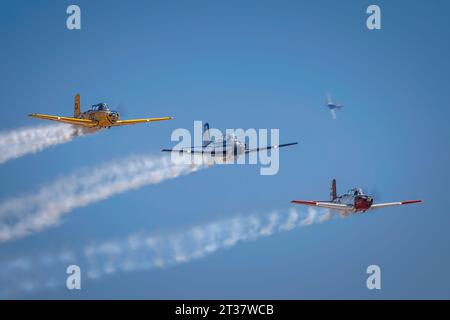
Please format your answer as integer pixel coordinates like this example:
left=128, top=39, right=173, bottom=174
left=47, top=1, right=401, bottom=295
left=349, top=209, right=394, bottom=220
left=225, top=134, right=238, bottom=141
left=215, top=134, right=238, bottom=143
left=90, top=103, right=110, bottom=111
left=347, top=188, right=364, bottom=196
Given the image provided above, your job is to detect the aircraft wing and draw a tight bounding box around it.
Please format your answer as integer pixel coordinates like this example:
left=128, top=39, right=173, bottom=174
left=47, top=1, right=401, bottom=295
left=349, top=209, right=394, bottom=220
left=330, top=109, right=337, bottom=119
left=111, top=117, right=172, bottom=126
left=245, top=142, right=298, bottom=153
left=327, top=93, right=332, bottom=105
left=291, top=200, right=351, bottom=212
left=28, top=114, right=97, bottom=127
left=161, top=148, right=205, bottom=154
left=368, top=200, right=422, bottom=210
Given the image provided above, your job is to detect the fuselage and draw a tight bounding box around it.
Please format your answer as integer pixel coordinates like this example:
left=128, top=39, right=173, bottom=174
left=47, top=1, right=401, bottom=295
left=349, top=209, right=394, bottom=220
left=198, top=134, right=246, bottom=162
left=327, top=103, right=342, bottom=110
left=332, top=188, right=374, bottom=212
left=78, top=103, right=119, bottom=128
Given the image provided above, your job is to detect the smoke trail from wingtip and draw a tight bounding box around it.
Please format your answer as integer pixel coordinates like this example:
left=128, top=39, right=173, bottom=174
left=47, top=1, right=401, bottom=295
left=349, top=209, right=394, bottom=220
left=0, top=207, right=333, bottom=298
left=0, top=155, right=204, bottom=243
left=0, top=124, right=89, bottom=164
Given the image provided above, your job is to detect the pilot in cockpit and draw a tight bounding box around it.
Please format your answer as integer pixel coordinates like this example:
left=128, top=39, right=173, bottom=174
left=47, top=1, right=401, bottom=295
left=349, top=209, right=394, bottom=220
left=92, top=103, right=109, bottom=111
left=98, top=103, right=108, bottom=111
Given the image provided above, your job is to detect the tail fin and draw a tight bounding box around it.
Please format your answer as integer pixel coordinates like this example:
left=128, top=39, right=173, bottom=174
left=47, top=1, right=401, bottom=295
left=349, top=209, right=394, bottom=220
left=74, top=94, right=81, bottom=117
left=330, top=179, right=337, bottom=200
left=203, top=122, right=211, bottom=146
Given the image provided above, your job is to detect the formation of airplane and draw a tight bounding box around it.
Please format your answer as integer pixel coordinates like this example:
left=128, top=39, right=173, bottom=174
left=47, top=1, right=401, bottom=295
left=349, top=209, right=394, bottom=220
left=27, top=94, right=422, bottom=215
left=29, top=94, right=173, bottom=129
left=162, top=122, right=298, bottom=163
left=326, top=93, right=343, bottom=119
left=291, top=179, right=421, bottom=216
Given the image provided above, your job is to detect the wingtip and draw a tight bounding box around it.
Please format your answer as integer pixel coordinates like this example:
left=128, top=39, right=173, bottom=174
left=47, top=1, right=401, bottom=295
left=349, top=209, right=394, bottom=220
left=401, top=200, right=422, bottom=205
left=290, top=200, right=318, bottom=205
left=286, top=142, right=299, bottom=147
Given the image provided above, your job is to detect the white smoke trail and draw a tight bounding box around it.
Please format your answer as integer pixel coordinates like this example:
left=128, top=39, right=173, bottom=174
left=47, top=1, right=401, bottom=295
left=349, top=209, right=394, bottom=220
left=0, top=124, right=90, bottom=164
left=0, top=155, right=203, bottom=243
left=0, top=207, right=333, bottom=298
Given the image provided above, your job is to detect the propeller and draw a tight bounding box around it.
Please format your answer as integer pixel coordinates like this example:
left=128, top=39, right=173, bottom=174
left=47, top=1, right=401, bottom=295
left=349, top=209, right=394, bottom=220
left=361, top=185, right=381, bottom=201
left=114, top=103, right=129, bottom=118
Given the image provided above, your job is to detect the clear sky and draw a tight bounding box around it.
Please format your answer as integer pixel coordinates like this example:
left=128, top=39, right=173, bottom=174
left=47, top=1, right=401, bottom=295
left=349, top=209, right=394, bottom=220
left=0, top=0, right=449, bottom=299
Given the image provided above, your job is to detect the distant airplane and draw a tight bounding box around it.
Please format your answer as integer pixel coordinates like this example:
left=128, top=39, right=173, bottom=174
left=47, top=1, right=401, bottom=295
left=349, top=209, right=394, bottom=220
left=162, top=122, right=298, bottom=163
left=29, top=94, right=173, bottom=129
left=291, top=179, right=421, bottom=216
left=326, top=93, right=343, bottom=119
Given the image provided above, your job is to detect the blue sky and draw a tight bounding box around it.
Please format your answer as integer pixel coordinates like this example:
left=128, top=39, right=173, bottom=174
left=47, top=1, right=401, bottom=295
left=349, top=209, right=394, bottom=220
left=0, top=0, right=449, bottom=299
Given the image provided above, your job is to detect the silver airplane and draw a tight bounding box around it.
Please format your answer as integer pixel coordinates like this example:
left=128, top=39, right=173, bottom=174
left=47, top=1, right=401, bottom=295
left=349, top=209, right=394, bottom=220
left=162, top=122, right=298, bottom=163
left=326, top=93, right=343, bottom=119
left=291, top=179, right=421, bottom=216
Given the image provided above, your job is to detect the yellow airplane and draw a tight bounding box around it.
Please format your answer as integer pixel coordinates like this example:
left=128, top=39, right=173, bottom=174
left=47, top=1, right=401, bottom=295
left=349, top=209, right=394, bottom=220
left=29, top=94, right=173, bottom=129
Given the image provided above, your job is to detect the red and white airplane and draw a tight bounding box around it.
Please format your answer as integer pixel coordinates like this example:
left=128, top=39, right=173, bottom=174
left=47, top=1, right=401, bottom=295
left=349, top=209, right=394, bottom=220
left=291, top=179, right=421, bottom=215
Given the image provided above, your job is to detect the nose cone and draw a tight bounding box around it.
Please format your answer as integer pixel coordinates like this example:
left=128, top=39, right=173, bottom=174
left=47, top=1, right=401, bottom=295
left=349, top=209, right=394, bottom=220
left=109, top=111, right=119, bottom=122
left=355, top=196, right=373, bottom=211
